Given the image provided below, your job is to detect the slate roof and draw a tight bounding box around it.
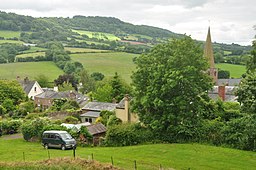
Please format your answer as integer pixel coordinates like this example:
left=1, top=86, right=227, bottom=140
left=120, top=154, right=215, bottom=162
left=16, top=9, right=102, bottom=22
left=116, top=96, right=132, bottom=109
left=87, top=123, right=107, bottom=135
left=217, top=79, right=241, bottom=86
left=35, top=90, right=89, bottom=107
left=80, top=111, right=100, bottom=118
left=19, top=80, right=36, bottom=94
left=82, top=101, right=117, bottom=111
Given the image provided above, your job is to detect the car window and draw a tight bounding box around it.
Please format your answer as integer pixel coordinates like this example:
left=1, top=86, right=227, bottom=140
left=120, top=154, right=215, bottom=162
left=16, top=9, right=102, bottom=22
left=59, top=133, right=72, bottom=140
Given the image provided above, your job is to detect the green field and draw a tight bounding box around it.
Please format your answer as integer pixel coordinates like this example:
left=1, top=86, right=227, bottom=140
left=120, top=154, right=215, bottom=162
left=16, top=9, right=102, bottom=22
left=216, top=63, right=246, bottom=78
left=16, top=52, right=45, bottom=58
left=0, top=62, right=63, bottom=81
left=22, top=46, right=47, bottom=53
left=71, top=52, right=138, bottom=83
left=0, top=40, right=24, bottom=44
left=72, top=29, right=120, bottom=41
left=0, top=30, right=21, bottom=38
left=64, top=47, right=109, bottom=53
left=0, top=137, right=255, bottom=170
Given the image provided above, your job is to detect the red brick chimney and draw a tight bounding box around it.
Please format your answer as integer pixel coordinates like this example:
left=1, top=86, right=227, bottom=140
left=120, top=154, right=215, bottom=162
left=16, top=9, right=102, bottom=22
left=218, top=86, right=225, bottom=101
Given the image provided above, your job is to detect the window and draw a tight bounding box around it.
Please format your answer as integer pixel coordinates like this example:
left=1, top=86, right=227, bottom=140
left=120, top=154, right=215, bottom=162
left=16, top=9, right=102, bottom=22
left=34, top=87, right=37, bottom=92
left=89, top=118, right=92, bottom=123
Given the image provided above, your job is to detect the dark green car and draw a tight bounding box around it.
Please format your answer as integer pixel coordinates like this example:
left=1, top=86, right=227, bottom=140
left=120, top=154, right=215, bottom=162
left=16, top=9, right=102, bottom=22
left=42, top=130, right=76, bottom=150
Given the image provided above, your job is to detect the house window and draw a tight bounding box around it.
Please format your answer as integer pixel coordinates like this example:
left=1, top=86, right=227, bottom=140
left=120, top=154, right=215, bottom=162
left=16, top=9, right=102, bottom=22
left=34, top=87, right=37, bottom=92
left=89, top=118, right=92, bottom=123
left=85, top=118, right=89, bottom=122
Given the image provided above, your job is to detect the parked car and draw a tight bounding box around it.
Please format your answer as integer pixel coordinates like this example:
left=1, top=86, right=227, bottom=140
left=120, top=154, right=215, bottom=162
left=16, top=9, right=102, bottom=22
left=42, top=130, right=76, bottom=150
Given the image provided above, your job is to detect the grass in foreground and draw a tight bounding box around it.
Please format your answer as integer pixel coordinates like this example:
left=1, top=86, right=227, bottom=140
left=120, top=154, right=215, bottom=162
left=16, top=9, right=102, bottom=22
left=70, top=52, right=138, bottom=83
left=0, top=138, right=255, bottom=170
left=216, top=63, right=246, bottom=78
left=0, top=61, right=63, bottom=81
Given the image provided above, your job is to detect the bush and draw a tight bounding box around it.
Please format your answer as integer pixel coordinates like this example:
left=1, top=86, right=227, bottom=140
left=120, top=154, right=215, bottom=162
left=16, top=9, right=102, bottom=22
left=21, top=118, right=50, bottom=141
left=64, top=116, right=79, bottom=124
left=0, top=119, right=22, bottom=135
left=105, top=123, right=153, bottom=146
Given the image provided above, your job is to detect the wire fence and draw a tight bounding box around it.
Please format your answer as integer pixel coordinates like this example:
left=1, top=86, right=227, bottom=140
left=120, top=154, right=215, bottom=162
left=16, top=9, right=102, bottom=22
left=19, top=148, right=174, bottom=170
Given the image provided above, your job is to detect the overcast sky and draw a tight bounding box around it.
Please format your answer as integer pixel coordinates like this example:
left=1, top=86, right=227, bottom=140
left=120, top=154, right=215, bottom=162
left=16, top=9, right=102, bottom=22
left=1, top=0, right=255, bottom=45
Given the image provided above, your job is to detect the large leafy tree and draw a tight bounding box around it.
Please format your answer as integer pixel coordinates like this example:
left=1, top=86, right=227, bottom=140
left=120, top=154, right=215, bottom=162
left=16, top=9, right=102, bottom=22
left=131, top=37, right=213, bottom=141
left=236, top=38, right=256, bottom=114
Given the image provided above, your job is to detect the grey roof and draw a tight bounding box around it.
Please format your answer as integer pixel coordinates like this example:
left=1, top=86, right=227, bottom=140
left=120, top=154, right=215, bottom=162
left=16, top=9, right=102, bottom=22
left=87, top=123, right=107, bottom=135
left=116, top=96, right=132, bottom=109
left=82, top=101, right=117, bottom=111
left=35, top=90, right=89, bottom=107
left=80, top=111, right=100, bottom=118
left=19, top=80, right=36, bottom=94
left=217, top=79, right=241, bottom=86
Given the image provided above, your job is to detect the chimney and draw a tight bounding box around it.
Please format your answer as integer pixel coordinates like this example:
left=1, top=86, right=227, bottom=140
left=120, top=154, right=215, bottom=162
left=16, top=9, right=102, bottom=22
left=24, top=77, right=29, bottom=83
left=53, top=86, right=58, bottom=92
left=124, top=94, right=130, bottom=122
left=218, top=86, right=225, bottom=101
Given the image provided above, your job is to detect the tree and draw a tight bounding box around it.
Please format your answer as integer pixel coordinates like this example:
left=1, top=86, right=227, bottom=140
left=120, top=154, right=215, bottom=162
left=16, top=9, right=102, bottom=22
left=131, top=37, right=213, bottom=142
left=79, top=69, right=95, bottom=94
left=0, top=80, right=26, bottom=105
left=236, top=39, right=256, bottom=114
left=93, top=83, right=113, bottom=102
left=91, top=72, right=105, bottom=81
left=218, top=69, right=230, bottom=79
left=63, top=62, right=76, bottom=74
left=35, top=74, right=50, bottom=87
left=54, top=74, right=78, bottom=91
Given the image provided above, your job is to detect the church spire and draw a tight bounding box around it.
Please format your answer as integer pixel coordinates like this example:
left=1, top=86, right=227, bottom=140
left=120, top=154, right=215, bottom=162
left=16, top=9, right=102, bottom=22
left=204, top=27, right=218, bottom=84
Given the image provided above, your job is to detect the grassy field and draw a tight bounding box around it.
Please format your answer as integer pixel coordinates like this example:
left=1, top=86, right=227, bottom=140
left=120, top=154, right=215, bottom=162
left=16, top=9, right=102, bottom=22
left=64, top=47, right=109, bottom=53
left=22, top=46, right=47, bottom=53
left=0, top=137, right=255, bottom=170
left=16, top=52, right=45, bottom=58
left=216, top=63, right=246, bottom=78
left=0, top=62, right=63, bottom=81
left=0, top=40, right=24, bottom=44
left=0, top=30, right=21, bottom=38
left=71, top=52, right=138, bottom=83
left=72, top=29, right=120, bottom=41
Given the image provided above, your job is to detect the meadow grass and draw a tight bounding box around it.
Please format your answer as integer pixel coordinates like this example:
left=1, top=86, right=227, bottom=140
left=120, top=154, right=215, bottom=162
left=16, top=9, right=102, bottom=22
left=70, top=52, right=138, bottom=83
left=216, top=63, right=246, bottom=78
left=72, top=29, right=120, bottom=41
left=0, top=61, right=63, bottom=81
left=16, top=52, right=45, bottom=58
left=0, top=40, right=24, bottom=44
left=0, top=138, right=255, bottom=170
left=64, top=47, right=109, bottom=53
left=0, top=30, right=21, bottom=38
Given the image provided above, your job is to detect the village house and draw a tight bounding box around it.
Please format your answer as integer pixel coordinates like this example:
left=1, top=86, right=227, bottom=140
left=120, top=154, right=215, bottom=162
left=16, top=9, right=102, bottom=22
left=81, top=95, right=139, bottom=123
left=18, top=77, right=44, bottom=100
left=34, top=88, right=89, bottom=110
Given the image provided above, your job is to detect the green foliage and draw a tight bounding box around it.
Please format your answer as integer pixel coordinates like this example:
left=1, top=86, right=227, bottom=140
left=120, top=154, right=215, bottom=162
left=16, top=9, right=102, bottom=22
left=18, top=101, right=35, bottom=115
left=80, top=126, right=93, bottom=140
left=106, top=115, right=122, bottom=127
left=61, top=100, right=80, bottom=110
left=2, top=99, right=16, bottom=113
left=0, top=105, right=7, bottom=115
left=64, top=116, right=79, bottom=124
left=246, top=40, right=256, bottom=72
left=0, top=119, right=22, bottom=135
left=236, top=71, right=256, bottom=114
left=105, top=123, right=154, bottom=146
left=58, top=82, right=74, bottom=92
left=21, top=118, right=50, bottom=141
left=218, top=69, right=230, bottom=79
left=35, top=74, right=50, bottom=87
left=98, top=110, right=115, bottom=126
left=79, top=69, right=95, bottom=94
left=132, top=37, right=213, bottom=142
left=0, top=80, right=26, bottom=105
left=91, top=72, right=105, bottom=81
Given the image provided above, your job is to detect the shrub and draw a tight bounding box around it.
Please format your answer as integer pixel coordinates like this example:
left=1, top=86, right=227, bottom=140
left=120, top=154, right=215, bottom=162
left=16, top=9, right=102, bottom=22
left=0, top=119, right=22, bottom=135
left=64, top=116, right=79, bottom=124
left=105, top=123, right=153, bottom=146
left=21, top=118, right=50, bottom=141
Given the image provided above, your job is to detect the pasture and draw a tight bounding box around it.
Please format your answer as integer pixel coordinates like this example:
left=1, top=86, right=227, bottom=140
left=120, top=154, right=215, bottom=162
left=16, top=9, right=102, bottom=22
left=70, top=52, right=138, bottom=83
left=64, top=47, right=109, bottom=53
left=16, top=52, right=45, bottom=58
left=0, top=30, right=21, bottom=38
left=216, top=63, right=246, bottom=78
left=72, top=29, right=120, bottom=41
left=0, top=137, right=255, bottom=170
left=0, top=61, right=63, bottom=81
left=0, top=40, right=24, bottom=44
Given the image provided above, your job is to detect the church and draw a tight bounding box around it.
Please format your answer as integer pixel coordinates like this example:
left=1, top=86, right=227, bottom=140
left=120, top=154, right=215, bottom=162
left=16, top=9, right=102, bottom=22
left=204, top=27, right=241, bottom=101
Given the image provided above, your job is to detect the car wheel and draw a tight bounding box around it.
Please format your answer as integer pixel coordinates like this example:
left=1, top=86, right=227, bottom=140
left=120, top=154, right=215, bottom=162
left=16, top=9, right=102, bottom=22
left=61, top=145, right=66, bottom=150
left=44, top=144, right=48, bottom=149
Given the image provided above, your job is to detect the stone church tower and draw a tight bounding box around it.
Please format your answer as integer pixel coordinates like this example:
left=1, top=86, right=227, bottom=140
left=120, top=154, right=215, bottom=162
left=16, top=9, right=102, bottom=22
left=204, top=27, right=218, bottom=85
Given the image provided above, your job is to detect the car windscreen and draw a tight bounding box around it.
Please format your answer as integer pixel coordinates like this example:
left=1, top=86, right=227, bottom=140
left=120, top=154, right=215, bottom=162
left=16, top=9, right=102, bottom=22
left=59, top=133, right=72, bottom=140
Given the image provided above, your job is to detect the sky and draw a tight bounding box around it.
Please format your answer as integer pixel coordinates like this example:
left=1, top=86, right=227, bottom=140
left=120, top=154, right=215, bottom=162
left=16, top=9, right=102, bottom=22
left=1, top=0, right=255, bottom=45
